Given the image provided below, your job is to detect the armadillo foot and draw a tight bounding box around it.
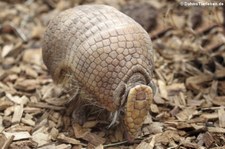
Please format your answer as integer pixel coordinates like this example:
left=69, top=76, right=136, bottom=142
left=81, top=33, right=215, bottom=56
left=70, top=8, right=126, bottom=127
left=67, top=94, right=88, bottom=125
left=72, top=106, right=88, bottom=125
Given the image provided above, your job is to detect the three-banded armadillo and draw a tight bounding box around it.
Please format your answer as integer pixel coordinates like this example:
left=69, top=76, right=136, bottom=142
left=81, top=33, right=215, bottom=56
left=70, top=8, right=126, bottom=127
left=42, top=4, right=155, bottom=141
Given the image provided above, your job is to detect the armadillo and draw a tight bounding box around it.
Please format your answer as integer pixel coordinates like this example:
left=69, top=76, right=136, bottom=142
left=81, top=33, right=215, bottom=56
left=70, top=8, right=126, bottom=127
left=42, top=4, right=155, bottom=141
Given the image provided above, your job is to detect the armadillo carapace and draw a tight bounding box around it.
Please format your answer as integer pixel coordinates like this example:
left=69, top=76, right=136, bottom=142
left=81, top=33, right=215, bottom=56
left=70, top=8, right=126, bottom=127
left=42, top=4, right=155, bottom=141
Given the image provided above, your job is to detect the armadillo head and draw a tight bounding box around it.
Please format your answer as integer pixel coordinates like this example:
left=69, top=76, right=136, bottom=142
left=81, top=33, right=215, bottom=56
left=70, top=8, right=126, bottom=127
left=124, top=84, right=154, bottom=142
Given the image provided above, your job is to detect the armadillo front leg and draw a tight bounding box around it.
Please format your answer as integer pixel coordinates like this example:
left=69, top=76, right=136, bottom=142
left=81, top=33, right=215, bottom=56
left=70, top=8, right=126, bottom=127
left=64, top=91, right=87, bottom=125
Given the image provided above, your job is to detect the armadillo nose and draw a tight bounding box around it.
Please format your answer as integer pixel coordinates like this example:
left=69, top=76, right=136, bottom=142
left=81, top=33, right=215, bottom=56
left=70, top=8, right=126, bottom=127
left=125, top=131, right=135, bottom=143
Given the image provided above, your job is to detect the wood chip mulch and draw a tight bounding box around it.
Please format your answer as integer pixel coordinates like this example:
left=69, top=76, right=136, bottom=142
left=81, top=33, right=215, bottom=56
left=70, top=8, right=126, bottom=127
left=0, top=0, right=225, bottom=148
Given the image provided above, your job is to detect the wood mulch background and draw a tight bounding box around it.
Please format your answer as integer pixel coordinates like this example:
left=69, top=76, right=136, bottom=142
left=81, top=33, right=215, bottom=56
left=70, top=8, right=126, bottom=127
left=0, top=0, right=225, bottom=148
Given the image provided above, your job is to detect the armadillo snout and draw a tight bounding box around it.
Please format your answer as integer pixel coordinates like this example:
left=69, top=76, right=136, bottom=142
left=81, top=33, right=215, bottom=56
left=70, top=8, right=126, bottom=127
left=124, top=84, right=153, bottom=141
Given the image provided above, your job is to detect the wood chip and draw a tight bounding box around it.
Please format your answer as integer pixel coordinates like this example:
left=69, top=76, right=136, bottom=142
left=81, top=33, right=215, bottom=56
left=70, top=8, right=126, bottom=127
left=9, top=140, right=38, bottom=148
left=95, top=144, right=104, bottom=149
left=176, top=107, right=197, bottom=121
left=203, top=132, right=214, bottom=148
left=57, top=133, right=80, bottom=145
left=50, top=127, right=59, bottom=140
left=158, top=80, right=168, bottom=99
left=218, top=108, right=225, bottom=128
left=73, top=123, right=90, bottom=139
left=55, top=144, right=72, bottom=149
left=166, top=83, right=186, bottom=96
left=146, top=122, right=163, bottom=134
left=31, top=131, right=51, bottom=146
left=1, top=44, right=13, bottom=58
left=22, top=48, right=43, bottom=66
left=37, top=144, right=56, bottom=149
left=83, top=121, right=98, bottom=128
left=208, top=127, right=225, bottom=133
left=21, top=117, right=35, bottom=126
left=136, top=139, right=154, bottom=149
left=150, top=103, right=159, bottom=113
left=83, top=133, right=106, bottom=147
left=201, top=113, right=218, bottom=120
left=14, top=79, right=39, bottom=92
left=6, top=94, right=29, bottom=105
left=0, top=134, right=7, bottom=149
left=212, top=96, right=225, bottom=106
left=186, top=74, right=213, bottom=91
left=0, top=100, right=13, bottom=111
left=3, top=131, right=31, bottom=141
left=11, top=104, right=23, bottom=124
left=28, top=102, right=65, bottom=110
left=2, top=135, right=14, bottom=149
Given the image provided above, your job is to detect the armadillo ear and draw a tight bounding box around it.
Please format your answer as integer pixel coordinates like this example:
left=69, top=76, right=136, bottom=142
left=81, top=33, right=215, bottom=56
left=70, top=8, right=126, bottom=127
left=148, top=80, right=157, bottom=96
left=113, top=82, right=127, bottom=107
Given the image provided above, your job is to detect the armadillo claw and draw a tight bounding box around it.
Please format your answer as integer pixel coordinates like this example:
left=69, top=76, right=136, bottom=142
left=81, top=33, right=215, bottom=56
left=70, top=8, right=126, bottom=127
left=124, top=84, right=153, bottom=141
